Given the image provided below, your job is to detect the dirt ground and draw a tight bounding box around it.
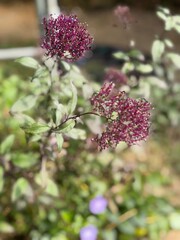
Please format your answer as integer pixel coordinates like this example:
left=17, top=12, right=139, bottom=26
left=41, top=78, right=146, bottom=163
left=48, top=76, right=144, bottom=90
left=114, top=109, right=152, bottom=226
left=0, top=2, right=180, bottom=239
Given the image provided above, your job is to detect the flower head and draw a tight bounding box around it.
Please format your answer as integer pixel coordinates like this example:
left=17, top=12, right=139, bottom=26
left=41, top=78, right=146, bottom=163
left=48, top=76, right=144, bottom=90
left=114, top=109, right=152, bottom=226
left=89, top=196, right=108, bottom=214
left=80, top=225, right=98, bottom=240
left=41, top=14, right=93, bottom=62
left=114, top=5, right=133, bottom=28
left=104, top=68, right=127, bottom=86
left=90, top=82, right=152, bottom=150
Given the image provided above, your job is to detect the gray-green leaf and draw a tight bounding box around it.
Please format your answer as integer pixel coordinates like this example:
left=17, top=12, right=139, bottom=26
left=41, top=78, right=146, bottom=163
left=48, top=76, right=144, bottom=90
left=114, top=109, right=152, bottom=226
left=22, top=122, right=50, bottom=134
left=55, top=134, right=64, bottom=151
left=0, top=167, right=4, bottom=193
left=11, top=95, right=38, bottom=113
left=15, top=57, right=40, bottom=69
left=68, top=80, right=77, bottom=115
left=0, top=134, right=15, bottom=155
left=151, top=40, right=165, bottom=62
left=12, top=178, right=32, bottom=202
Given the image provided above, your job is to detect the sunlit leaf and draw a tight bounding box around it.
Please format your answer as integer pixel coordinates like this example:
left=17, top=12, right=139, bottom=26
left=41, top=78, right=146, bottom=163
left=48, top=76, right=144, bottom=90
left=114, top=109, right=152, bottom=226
left=169, top=212, right=180, bottom=230
left=55, top=119, right=75, bottom=134
left=11, top=152, right=39, bottom=168
left=136, top=64, right=153, bottom=73
left=12, top=178, right=32, bottom=202
left=0, top=222, right=15, bottom=233
left=68, top=80, right=77, bottom=114
left=11, top=95, right=38, bottom=113
left=166, top=53, right=180, bottom=68
left=15, top=57, right=40, bottom=69
left=151, top=40, right=165, bottom=62
left=55, top=133, right=64, bottom=151
left=113, top=51, right=129, bottom=61
left=0, top=134, right=15, bottom=154
left=65, top=128, right=86, bottom=140
left=0, top=167, right=4, bottom=193
left=22, top=122, right=50, bottom=134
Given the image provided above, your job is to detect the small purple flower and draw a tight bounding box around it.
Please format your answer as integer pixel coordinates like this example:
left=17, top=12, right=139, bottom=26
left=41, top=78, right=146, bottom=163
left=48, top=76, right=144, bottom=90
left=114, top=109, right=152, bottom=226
left=114, top=5, right=133, bottom=29
left=89, top=196, right=108, bottom=214
left=41, top=14, right=93, bottom=62
left=90, top=82, right=152, bottom=150
left=80, top=225, right=98, bottom=240
left=104, top=68, right=128, bottom=86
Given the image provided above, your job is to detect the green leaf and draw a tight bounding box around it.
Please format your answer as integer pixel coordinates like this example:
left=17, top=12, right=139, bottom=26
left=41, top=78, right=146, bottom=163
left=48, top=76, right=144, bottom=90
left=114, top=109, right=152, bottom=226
left=68, top=80, right=77, bottom=115
left=12, top=178, right=32, bottom=201
left=55, top=134, right=64, bottom=151
left=151, top=40, right=165, bottom=62
left=166, top=53, right=180, bottom=68
left=55, top=119, right=75, bottom=134
left=11, top=95, right=38, bottom=113
left=122, top=62, right=135, bottom=73
left=22, top=122, right=50, bottom=134
left=157, top=11, right=167, bottom=21
left=0, top=167, right=4, bottom=193
left=164, top=39, right=174, bottom=48
left=0, top=134, right=15, bottom=154
left=65, top=128, right=86, bottom=140
left=13, top=113, right=35, bottom=126
left=12, top=153, right=38, bottom=168
left=0, top=222, right=15, bottom=233
left=15, top=57, right=40, bottom=69
left=169, top=212, right=180, bottom=230
left=113, top=51, right=129, bottom=61
left=136, top=64, right=153, bottom=73
left=45, top=179, right=59, bottom=197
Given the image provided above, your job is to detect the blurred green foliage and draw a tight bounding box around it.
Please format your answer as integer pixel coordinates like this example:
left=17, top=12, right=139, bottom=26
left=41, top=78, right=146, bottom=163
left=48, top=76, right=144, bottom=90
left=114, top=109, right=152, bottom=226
left=0, top=6, right=180, bottom=240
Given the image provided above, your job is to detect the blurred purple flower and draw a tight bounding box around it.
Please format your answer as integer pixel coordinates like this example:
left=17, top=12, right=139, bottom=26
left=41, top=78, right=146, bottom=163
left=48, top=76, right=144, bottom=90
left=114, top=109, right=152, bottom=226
left=104, top=68, right=128, bottom=86
left=41, top=14, right=93, bottom=62
left=89, top=196, right=108, bottom=214
left=80, top=225, right=98, bottom=240
left=114, top=5, right=133, bottom=28
left=90, top=82, right=152, bottom=150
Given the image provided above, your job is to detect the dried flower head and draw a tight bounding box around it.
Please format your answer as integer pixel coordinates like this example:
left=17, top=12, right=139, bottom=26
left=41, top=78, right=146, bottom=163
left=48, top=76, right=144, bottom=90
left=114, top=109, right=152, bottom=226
left=90, top=83, right=152, bottom=150
left=104, top=68, right=128, bottom=86
left=114, top=5, right=133, bottom=28
left=41, top=14, right=93, bottom=62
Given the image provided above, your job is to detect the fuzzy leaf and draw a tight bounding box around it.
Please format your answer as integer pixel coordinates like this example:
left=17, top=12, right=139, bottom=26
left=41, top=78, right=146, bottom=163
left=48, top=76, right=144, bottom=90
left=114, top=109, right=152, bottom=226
left=151, top=40, right=165, bottom=62
left=55, top=134, right=64, bottom=151
left=0, top=167, right=4, bottom=193
left=68, top=80, right=77, bottom=115
left=0, top=135, right=15, bottom=154
left=113, top=52, right=129, bottom=61
left=65, top=128, right=86, bottom=140
left=15, top=57, right=39, bottom=69
left=11, top=95, right=38, bottom=113
left=12, top=178, right=32, bottom=202
left=166, top=53, right=180, bottom=68
left=12, top=153, right=38, bottom=168
left=55, top=119, right=75, bottom=134
left=22, top=123, right=50, bottom=134
left=136, top=64, right=153, bottom=73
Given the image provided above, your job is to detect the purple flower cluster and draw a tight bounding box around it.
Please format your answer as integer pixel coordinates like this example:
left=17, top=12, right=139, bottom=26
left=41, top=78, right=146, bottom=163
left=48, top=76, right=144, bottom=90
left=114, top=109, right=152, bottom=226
left=104, top=68, right=127, bottom=86
left=114, top=5, right=133, bottom=28
left=89, top=196, right=108, bottom=214
left=41, top=14, right=93, bottom=62
left=80, top=225, right=98, bottom=240
left=90, top=82, right=152, bottom=150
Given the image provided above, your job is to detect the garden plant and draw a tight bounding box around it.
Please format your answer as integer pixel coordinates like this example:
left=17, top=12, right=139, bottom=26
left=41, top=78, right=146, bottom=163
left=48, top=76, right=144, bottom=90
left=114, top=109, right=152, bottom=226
left=0, top=5, right=180, bottom=240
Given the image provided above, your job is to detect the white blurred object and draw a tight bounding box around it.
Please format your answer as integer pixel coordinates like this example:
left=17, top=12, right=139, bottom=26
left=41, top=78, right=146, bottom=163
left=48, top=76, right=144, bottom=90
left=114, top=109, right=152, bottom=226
left=47, top=0, right=60, bottom=16
left=0, top=47, right=42, bottom=60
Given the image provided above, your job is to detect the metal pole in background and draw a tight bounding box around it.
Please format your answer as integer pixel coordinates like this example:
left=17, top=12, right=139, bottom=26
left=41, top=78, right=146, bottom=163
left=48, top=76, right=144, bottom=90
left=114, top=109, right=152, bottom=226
left=0, top=0, right=60, bottom=60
